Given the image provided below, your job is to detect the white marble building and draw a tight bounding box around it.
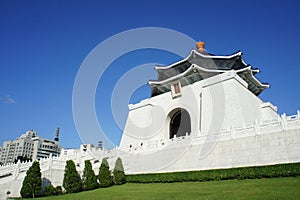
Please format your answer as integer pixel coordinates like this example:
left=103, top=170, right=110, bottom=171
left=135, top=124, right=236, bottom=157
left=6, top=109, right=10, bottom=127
left=1, top=43, right=300, bottom=199
left=119, top=43, right=300, bottom=173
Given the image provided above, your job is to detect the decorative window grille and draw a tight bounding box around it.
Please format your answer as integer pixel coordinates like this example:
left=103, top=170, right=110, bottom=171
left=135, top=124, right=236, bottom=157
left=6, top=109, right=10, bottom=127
left=171, top=82, right=182, bottom=98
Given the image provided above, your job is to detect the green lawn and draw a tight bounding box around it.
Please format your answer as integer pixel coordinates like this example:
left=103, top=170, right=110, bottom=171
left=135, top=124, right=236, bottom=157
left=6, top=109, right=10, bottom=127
left=32, top=177, right=300, bottom=200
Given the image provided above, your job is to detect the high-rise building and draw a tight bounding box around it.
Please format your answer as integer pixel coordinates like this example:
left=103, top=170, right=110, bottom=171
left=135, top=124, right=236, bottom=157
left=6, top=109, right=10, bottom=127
left=0, top=128, right=62, bottom=164
left=31, top=128, right=62, bottom=160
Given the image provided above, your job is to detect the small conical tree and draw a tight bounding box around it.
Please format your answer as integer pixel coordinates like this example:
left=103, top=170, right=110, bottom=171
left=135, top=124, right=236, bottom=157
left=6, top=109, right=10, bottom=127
left=20, top=161, right=42, bottom=198
left=113, top=157, right=126, bottom=185
left=98, top=158, right=113, bottom=187
left=82, top=160, right=98, bottom=191
left=63, top=160, right=82, bottom=193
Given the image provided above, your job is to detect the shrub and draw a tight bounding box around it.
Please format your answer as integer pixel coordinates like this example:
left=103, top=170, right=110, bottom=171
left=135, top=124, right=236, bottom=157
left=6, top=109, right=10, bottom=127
left=98, top=158, right=113, bottom=187
left=54, top=186, right=63, bottom=195
left=113, top=157, right=126, bottom=185
left=126, top=162, right=300, bottom=183
left=14, top=155, right=32, bottom=164
left=63, top=160, right=82, bottom=193
left=20, top=161, right=42, bottom=198
left=82, top=160, right=99, bottom=191
left=43, top=185, right=55, bottom=196
left=43, top=185, right=63, bottom=196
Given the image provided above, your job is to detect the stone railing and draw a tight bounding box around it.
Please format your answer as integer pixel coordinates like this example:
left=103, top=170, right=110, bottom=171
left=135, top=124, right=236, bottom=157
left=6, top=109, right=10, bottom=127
left=128, top=110, right=300, bottom=151
left=0, top=155, right=68, bottom=185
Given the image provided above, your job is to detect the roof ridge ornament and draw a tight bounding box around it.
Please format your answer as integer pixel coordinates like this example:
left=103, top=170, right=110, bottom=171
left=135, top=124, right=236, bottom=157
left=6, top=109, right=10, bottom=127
left=196, top=41, right=205, bottom=53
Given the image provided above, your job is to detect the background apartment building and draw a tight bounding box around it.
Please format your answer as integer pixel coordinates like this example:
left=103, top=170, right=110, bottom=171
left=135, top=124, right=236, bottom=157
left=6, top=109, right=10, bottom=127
left=0, top=128, right=62, bottom=164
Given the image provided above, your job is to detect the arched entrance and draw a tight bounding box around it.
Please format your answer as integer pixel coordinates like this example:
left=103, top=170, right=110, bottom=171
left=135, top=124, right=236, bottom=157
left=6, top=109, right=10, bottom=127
left=169, top=109, right=191, bottom=139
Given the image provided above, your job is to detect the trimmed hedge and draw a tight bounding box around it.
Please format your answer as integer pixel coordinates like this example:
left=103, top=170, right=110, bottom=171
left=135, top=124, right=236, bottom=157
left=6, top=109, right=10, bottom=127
left=126, top=162, right=300, bottom=183
left=43, top=185, right=63, bottom=196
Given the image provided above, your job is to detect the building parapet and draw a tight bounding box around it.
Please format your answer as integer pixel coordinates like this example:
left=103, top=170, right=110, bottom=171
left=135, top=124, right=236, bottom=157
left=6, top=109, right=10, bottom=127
left=122, top=110, right=300, bottom=152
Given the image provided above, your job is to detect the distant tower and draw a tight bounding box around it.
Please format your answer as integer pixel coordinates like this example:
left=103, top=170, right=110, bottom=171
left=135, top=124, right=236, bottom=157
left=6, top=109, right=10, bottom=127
left=98, top=140, right=103, bottom=150
left=54, top=127, right=60, bottom=142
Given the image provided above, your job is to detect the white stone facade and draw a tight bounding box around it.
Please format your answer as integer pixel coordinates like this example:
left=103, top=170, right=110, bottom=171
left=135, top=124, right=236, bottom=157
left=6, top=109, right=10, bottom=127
left=0, top=145, right=119, bottom=199
left=1, top=49, right=300, bottom=199
left=0, top=113, right=300, bottom=199
left=120, top=71, right=278, bottom=149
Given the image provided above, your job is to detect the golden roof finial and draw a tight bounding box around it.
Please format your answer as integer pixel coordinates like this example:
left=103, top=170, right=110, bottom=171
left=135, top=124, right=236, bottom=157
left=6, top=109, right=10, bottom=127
left=196, top=41, right=205, bottom=53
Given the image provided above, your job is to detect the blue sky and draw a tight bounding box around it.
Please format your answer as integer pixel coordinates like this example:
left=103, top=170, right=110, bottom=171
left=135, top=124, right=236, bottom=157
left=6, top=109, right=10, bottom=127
left=0, top=0, right=299, bottom=148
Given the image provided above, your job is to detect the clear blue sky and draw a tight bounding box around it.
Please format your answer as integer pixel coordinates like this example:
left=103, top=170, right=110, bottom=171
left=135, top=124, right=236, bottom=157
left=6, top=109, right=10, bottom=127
left=0, top=0, right=299, bottom=149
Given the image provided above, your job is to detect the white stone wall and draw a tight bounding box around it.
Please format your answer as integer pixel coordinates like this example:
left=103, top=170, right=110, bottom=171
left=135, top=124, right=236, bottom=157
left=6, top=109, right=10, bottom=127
left=0, top=146, right=119, bottom=199
left=0, top=115, right=300, bottom=199
left=0, top=158, right=63, bottom=199
left=119, top=113, right=300, bottom=173
left=120, top=71, right=278, bottom=149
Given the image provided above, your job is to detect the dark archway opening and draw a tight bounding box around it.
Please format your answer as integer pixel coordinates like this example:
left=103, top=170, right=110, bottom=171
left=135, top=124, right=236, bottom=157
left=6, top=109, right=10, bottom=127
left=169, top=109, right=191, bottom=139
